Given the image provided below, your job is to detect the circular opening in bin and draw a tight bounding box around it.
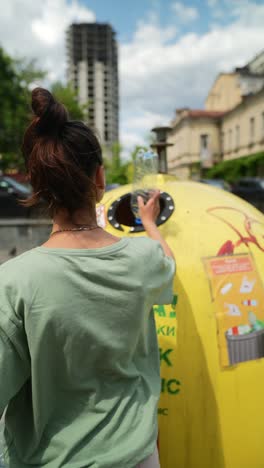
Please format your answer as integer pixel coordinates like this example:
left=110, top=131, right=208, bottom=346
left=107, top=192, right=175, bottom=233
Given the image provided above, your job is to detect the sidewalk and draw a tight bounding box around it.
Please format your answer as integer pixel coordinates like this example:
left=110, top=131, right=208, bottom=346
left=0, top=420, right=4, bottom=467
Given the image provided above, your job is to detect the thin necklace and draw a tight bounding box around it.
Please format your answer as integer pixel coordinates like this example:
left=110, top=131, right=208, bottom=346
left=50, top=225, right=100, bottom=237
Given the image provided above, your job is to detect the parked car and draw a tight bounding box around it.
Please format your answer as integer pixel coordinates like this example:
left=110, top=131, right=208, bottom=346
left=105, top=183, right=120, bottom=192
left=200, top=179, right=231, bottom=191
left=0, top=176, right=32, bottom=217
left=231, top=177, right=264, bottom=211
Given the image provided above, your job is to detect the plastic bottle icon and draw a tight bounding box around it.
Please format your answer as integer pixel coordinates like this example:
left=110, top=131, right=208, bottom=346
left=130, top=149, right=158, bottom=224
left=227, top=324, right=252, bottom=336
left=248, top=311, right=264, bottom=331
left=242, top=299, right=258, bottom=306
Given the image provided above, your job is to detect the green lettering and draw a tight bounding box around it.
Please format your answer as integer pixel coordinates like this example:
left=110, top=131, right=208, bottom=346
left=161, top=378, right=166, bottom=393
left=159, top=348, right=173, bottom=366
left=167, top=326, right=175, bottom=336
left=171, top=295, right=178, bottom=309
left=167, top=379, right=181, bottom=395
left=154, top=305, right=166, bottom=317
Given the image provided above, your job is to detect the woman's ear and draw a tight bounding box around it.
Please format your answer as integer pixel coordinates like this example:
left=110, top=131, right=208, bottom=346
left=95, top=165, right=105, bottom=203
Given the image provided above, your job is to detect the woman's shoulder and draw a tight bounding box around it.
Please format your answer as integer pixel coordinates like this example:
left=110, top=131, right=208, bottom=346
left=126, top=236, right=160, bottom=254
left=0, top=249, right=37, bottom=282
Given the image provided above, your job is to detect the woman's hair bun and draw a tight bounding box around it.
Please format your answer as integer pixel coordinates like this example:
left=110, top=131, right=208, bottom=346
left=31, top=87, right=68, bottom=135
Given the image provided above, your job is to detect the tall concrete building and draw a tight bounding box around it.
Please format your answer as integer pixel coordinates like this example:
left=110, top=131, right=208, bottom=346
left=66, top=23, right=119, bottom=150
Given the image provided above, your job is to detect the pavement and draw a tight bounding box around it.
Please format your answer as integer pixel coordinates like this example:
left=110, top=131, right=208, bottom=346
left=0, top=251, right=13, bottom=265
left=0, top=420, right=4, bottom=467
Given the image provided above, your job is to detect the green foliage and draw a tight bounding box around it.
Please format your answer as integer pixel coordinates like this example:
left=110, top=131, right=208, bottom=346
left=190, top=162, right=201, bottom=177
left=103, top=144, right=150, bottom=186
left=51, top=82, right=85, bottom=120
left=104, top=143, right=129, bottom=185
left=15, top=57, right=46, bottom=87
left=125, top=145, right=148, bottom=184
left=207, top=152, right=264, bottom=182
left=0, top=48, right=45, bottom=171
left=130, top=145, right=148, bottom=161
left=0, top=45, right=86, bottom=171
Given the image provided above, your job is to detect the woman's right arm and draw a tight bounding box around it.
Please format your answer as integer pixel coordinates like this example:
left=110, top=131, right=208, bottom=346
left=137, top=191, right=175, bottom=260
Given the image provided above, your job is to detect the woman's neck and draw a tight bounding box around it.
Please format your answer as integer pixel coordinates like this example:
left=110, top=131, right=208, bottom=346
left=52, top=207, right=97, bottom=230
left=42, top=206, right=120, bottom=249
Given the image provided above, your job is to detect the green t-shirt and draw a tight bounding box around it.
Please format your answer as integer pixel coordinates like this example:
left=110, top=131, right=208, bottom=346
left=0, top=237, right=175, bottom=468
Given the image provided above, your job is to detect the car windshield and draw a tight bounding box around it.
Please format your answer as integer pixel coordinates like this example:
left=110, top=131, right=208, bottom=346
left=4, top=177, right=31, bottom=194
left=209, top=180, right=223, bottom=187
left=259, top=180, right=264, bottom=189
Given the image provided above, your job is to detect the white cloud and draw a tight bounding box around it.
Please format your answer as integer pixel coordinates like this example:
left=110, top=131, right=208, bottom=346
left=0, top=0, right=95, bottom=81
left=120, top=2, right=264, bottom=153
left=0, top=0, right=263, bottom=158
left=172, top=2, right=199, bottom=23
left=32, top=0, right=95, bottom=46
left=207, top=0, right=219, bottom=7
left=120, top=109, right=169, bottom=157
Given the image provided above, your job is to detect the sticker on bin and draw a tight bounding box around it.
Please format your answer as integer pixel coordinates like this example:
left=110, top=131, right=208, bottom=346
left=240, top=276, right=255, bottom=293
left=242, top=299, right=258, bottom=306
left=227, top=325, right=251, bottom=336
left=221, top=282, right=233, bottom=295
left=204, top=253, right=264, bottom=367
left=96, top=204, right=106, bottom=228
left=225, top=303, right=241, bottom=316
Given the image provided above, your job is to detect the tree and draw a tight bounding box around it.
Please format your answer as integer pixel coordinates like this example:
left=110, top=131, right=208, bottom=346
left=124, top=145, right=148, bottom=184
left=103, top=142, right=132, bottom=185
left=103, top=144, right=151, bottom=186
left=0, top=48, right=45, bottom=171
left=0, top=47, right=87, bottom=172
left=51, top=82, right=85, bottom=120
left=15, top=57, right=46, bottom=88
left=0, top=48, right=24, bottom=155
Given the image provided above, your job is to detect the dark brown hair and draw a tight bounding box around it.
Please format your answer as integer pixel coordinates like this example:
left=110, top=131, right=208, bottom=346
left=22, top=87, right=103, bottom=216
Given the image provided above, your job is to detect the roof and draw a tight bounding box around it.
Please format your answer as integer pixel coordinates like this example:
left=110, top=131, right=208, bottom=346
left=185, top=110, right=226, bottom=118
left=223, top=85, right=264, bottom=119
left=247, top=48, right=264, bottom=67
left=171, top=108, right=225, bottom=130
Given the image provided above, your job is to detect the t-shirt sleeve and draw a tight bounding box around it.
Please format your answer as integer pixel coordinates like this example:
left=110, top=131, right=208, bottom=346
left=0, top=295, right=30, bottom=414
left=148, top=241, right=176, bottom=305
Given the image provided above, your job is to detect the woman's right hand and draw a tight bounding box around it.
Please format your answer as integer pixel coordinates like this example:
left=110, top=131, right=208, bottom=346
left=138, top=190, right=174, bottom=259
left=137, top=190, right=160, bottom=228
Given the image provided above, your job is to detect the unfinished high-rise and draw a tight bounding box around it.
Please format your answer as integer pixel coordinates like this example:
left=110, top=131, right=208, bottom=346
left=66, top=23, right=119, bottom=150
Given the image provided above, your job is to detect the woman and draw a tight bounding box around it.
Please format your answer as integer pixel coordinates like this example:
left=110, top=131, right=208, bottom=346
left=0, top=88, right=175, bottom=468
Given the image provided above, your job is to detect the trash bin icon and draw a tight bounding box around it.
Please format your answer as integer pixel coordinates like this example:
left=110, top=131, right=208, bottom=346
left=226, top=329, right=264, bottom=365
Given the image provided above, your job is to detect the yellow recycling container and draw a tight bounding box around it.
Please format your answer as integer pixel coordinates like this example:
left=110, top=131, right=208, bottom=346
left=97, top=175, right=264, bottom=468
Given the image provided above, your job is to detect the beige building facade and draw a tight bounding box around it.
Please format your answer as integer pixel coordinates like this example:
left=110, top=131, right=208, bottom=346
left=164, top=50, right=264, bottom=179
left=221, top=89, right=264, bottom=161
left=205, top=73, right=242, bottom=112
left=167, top=110, right=223, bottom=178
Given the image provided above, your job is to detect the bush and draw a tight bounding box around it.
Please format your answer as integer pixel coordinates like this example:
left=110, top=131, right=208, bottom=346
left=206, top=152, right=264, bottom=182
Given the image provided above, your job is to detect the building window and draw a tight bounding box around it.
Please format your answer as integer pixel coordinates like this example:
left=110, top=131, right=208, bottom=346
left=220, top=132, right=224, bottom=154
left=228, top=129, right=232, bottom=152
left=200, top=134, right=210, bottom=163
left=235, top=125, right=240, bottom=149
left=250, top=117, right=255, bottom=143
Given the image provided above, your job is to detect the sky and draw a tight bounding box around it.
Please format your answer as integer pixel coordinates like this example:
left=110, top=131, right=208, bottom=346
left=0, top=0, right=263, bottom=157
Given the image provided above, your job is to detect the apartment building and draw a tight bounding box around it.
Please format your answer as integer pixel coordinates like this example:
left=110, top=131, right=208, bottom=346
left=164, top=49, right=264, bottom=179
left=222, top=88, right=264, bottom=161
left=66, top=23, right=119, bottom=150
